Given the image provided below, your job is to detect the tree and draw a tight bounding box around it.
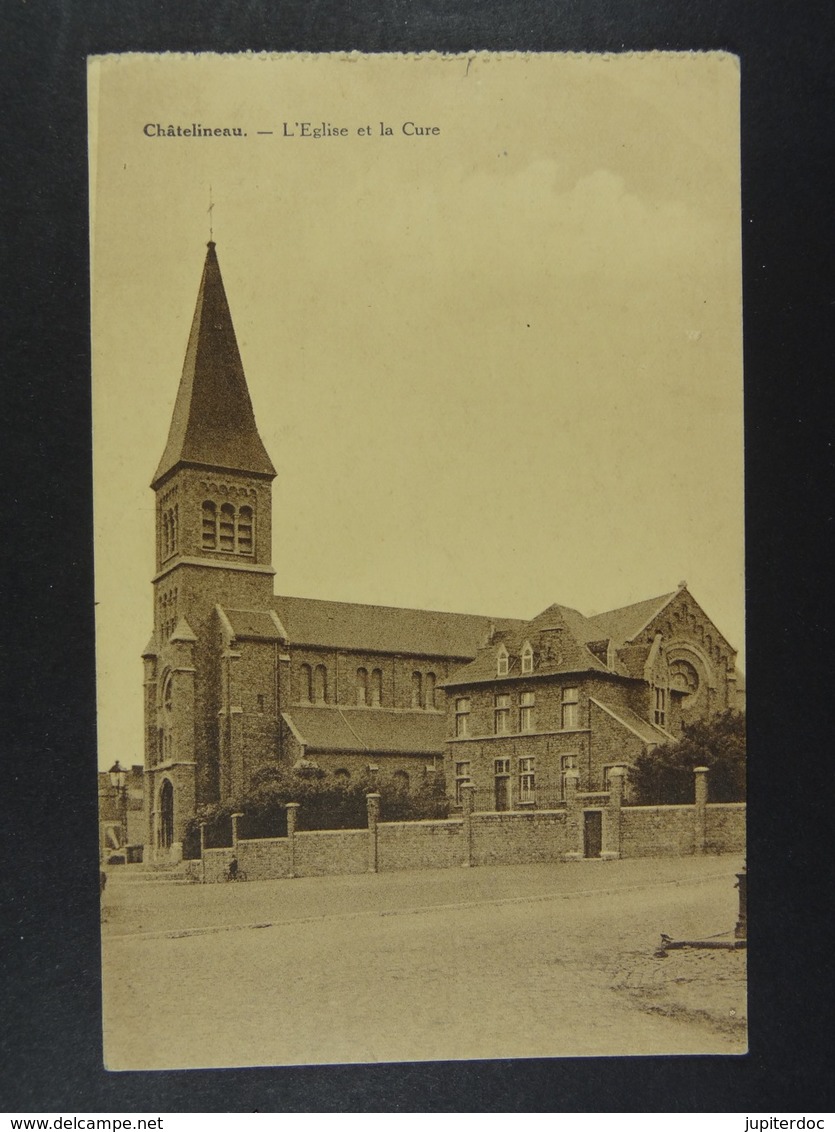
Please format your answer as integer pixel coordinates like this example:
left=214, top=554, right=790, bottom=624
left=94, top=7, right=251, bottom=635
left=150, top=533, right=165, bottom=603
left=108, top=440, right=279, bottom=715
left=629, top=709, right=746, bottom=805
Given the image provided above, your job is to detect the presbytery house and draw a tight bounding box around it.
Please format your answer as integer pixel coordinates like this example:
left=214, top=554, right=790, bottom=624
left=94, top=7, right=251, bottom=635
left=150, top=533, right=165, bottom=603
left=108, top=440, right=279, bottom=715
left=143, top=241, right=744, bottom=862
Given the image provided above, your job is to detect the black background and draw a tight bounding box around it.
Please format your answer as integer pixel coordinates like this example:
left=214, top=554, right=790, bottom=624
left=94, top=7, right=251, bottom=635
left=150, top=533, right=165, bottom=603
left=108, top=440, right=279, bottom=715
left=2, top=0, right=833, bottom=1113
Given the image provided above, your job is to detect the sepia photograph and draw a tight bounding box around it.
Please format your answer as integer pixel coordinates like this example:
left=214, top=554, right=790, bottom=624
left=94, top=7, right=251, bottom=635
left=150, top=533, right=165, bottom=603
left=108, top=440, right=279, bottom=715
left=89, top=51, right=746, bottom=1070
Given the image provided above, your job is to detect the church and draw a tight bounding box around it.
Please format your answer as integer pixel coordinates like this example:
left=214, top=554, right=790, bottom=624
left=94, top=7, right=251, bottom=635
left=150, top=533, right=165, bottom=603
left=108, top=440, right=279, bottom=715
left=143, top=242, right=744, bottom=862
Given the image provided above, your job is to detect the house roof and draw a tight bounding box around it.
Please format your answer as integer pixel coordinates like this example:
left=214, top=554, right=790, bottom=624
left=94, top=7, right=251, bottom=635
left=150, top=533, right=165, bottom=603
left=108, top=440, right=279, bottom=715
left=440, top=590, right=696, bottom=688
left=152, top=241, right=276, bottom=488
left=282, top=706, right=447, bottom=755
left=589, top=697, right=673, bottom=745
left=583, top=592, right=676, bottom=647
left=273, top=594, right=525, bottom=658
left=442, top=602, right=615, bottom=687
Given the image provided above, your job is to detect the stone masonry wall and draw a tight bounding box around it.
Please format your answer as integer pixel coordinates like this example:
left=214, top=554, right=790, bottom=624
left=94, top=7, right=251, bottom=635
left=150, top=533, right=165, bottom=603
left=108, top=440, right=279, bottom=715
left=705, top=803, right=746, bottom=854
left=620, top=806, right=696, bottom=857
left=377, top=819, right=463, bottom=872
left=471, top=810, right=569, bottom=866
left=294, top=828, right=367, bottom=876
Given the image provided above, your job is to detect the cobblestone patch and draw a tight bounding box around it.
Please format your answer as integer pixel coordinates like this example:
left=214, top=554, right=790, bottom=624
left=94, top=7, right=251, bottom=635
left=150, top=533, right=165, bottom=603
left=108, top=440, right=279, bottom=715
left=610, top=945, right=747, bottom=1038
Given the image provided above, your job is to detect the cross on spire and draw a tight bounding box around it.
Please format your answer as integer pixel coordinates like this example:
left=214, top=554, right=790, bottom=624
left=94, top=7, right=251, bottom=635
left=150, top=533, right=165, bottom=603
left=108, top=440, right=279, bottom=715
left=208, top=185, right=214, bottom=241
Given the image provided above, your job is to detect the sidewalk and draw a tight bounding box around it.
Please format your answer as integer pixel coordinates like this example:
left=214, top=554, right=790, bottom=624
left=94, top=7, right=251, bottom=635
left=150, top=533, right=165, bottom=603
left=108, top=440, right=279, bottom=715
left=103, top=853, right=743, bottom=939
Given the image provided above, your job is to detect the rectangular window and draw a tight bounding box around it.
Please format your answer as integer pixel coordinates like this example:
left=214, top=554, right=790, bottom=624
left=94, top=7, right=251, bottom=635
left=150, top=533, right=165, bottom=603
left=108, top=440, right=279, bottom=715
left=654, top=687, right=666, bottom=727
left=560, top=754, right=577, bottom=800
left=454, top=760, right=472, bottom=806
left=494, top=757, right=510, bottom=775
left=494, top=693, right=511, bottom=734
left=561, top=687, right=580, bottom=730
left=519, top=690, right=535, bottom=732
left=455, top=697, right=471, bottom=737
left=518, top=757, right=535, bottom=803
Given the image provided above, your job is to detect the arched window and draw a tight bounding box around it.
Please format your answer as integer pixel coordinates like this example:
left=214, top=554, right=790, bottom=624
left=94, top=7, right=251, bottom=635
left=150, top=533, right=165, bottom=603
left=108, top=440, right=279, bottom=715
left=237, top=505, right=253, bottom=554
left=162, top=672, right=173, bottom=712
left=521, top=641, right=534, bottom=674
left=162, top=510, right=171, bottom=559
left=299, top=663, right=313, bottom=703
left=201, top=501, right=217, bottom=549
left=425, top=672, right=436, bottom=709
left=356, top=667, right=368, bottom=706
left=497, top=645, right=509, bottom=676
left=219, top=503, right=235, bottom=551
left=393, top=769, right=410, bottom=792
left=314, top=664, right=328, bottom=704
left=411, top=671, right=423, bottom=709
left=334, top=767, right=350, bottom=779
left=371, top=668, right=383, bottom=707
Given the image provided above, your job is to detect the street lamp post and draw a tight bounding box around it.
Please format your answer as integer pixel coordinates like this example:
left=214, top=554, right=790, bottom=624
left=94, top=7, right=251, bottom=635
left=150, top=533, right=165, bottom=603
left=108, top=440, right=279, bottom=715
left=108, top=760, right=129, bottom=854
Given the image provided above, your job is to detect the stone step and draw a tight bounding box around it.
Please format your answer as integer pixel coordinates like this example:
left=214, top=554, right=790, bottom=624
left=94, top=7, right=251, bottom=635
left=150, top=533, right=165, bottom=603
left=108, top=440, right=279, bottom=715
left=104, top=866, right=194, bottom=884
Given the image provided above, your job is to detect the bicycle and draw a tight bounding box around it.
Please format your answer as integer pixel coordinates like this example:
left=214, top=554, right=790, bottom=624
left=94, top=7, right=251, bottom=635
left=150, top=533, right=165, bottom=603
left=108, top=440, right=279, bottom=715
left=224, top=858, right=247, bottom=882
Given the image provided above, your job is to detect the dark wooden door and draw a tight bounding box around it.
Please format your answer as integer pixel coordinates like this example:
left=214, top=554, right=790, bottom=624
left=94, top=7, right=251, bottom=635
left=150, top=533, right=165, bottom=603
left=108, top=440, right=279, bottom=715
left=583, top=810, right=602, bottom=858
left=160, top=779, right=174, bottom=849
left=495, top=776, right=509, bottom=811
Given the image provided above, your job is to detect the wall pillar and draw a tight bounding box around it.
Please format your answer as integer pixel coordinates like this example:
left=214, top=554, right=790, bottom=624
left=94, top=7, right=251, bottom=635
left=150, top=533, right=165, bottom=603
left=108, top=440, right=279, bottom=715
left=285, top=802, right=299, bottom=878
left=231, top=811, right=244, bottom=849
left=366, top=793, right=381, bottom=873
left=199, top=821, right=207, bottom=884
left=460, top=782, right=476, bottom=867
left=601, top=765, right=625, bottom=859
left=694, top=765, right=709, bottom=855
left=563, top=769, right=583, bottom=860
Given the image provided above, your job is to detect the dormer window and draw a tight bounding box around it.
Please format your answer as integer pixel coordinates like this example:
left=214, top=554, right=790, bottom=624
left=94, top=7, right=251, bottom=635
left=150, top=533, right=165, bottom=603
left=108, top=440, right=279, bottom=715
left=497, top=645, right=509, bottom=676
left=521, top=641, right=533, bottom=674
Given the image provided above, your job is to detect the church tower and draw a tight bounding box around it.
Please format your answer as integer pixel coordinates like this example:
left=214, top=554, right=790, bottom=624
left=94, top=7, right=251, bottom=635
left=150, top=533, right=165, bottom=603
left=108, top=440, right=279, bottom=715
left=143, top=241, right=280, bottom=862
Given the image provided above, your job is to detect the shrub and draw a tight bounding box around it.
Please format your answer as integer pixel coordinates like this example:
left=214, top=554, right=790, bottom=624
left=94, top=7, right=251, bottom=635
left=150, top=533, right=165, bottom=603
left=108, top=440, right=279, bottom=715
left=183, top=764, right=449, bottom=852
left=629, top=709, right=746, bottom=805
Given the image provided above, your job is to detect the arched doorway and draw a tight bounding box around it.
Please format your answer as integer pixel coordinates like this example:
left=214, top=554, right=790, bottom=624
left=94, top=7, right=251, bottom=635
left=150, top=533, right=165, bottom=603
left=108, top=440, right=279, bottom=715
left=159, top=779, right=174, bottom=851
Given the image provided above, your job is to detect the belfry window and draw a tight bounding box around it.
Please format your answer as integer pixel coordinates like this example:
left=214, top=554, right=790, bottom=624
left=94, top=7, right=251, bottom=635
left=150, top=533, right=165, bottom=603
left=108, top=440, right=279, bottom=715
left=201, top=499, right=255, bottom=555
left=219, top=503, right=235, bottom=551
left=237, top=506, right=253, bottom=553
left=314, top=664, right=328, bottom=704
left=161, top=504, right=179, bottom=560
left=201, top=502, right=217, bottom=549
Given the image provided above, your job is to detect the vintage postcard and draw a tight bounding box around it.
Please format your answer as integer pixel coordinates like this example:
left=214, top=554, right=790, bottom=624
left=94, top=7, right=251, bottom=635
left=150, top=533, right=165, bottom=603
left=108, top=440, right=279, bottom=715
left=90, top=51, right=745, bottom=1069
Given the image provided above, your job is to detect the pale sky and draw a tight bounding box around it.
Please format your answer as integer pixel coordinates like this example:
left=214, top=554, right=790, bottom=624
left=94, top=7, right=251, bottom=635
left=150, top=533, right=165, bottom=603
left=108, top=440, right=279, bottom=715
left=89, top=52, right=744, bottom=768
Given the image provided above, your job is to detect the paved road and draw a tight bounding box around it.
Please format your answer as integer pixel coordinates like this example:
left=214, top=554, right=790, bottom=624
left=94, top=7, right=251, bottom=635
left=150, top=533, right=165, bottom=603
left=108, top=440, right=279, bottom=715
left=102, top=856, right=746, bottom=1069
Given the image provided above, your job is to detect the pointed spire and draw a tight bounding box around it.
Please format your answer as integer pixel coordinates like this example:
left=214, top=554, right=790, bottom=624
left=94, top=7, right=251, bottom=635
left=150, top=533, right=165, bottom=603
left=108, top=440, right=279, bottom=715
left=152, top=242, right=276, bottom=488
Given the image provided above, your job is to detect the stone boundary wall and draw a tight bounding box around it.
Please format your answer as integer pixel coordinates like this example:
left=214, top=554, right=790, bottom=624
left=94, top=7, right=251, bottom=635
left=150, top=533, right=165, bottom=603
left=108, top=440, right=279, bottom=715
left=471, top=810, right=568, bottom=866
left=377, top=819, right=463, bottom=872
left=188, top=771, right=745, bottom=882
left=294, top=828, right=367, bottom=876
left=705, top=802, right=746, bottom=854
left=620, top=805, right=696, bottom=858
